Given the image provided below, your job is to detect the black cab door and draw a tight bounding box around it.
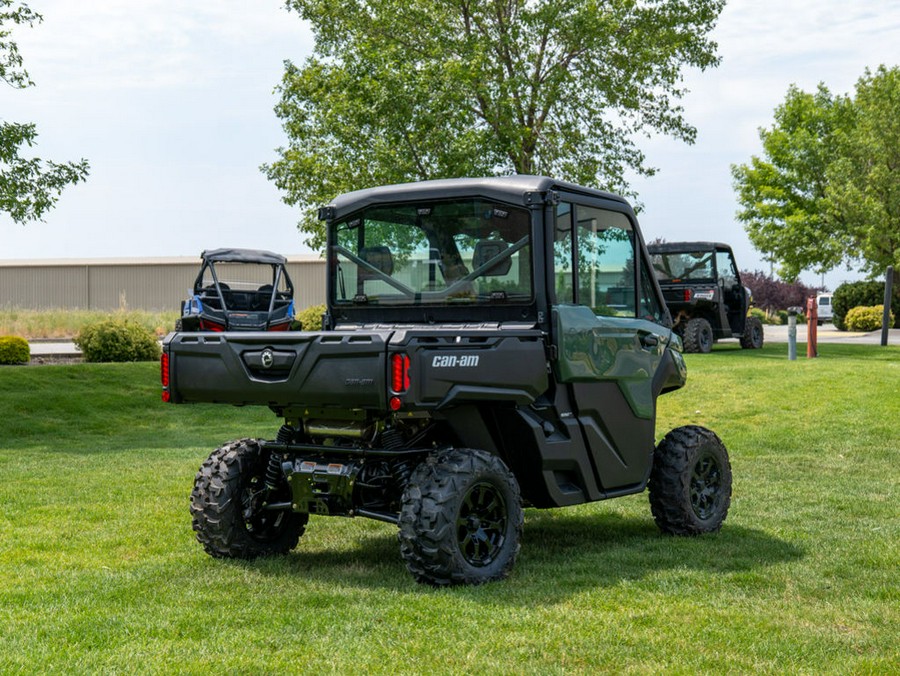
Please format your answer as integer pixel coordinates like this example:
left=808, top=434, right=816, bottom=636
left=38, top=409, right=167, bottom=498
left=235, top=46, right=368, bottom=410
left=549, top=197, right=684, bottom=491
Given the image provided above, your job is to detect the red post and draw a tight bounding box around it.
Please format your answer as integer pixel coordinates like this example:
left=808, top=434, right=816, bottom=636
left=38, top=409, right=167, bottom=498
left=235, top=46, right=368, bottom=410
left=806, top=296, right=818, bottom=358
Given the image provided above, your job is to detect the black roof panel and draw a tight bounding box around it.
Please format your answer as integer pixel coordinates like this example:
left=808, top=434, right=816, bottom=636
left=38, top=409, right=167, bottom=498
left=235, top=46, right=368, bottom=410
left=200, top=248, right=287, bottom=265
left=325, top=175, right=629, bottom=219
left=646, top=241, right=732, bottom=254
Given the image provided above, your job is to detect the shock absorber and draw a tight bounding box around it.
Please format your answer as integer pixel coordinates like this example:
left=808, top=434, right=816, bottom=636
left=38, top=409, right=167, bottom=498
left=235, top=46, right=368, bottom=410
left=379, top=428, right=414, bottom=507
left=380, top=428, right=404, bottom=450
left=265, top=424, right=296, bottom=490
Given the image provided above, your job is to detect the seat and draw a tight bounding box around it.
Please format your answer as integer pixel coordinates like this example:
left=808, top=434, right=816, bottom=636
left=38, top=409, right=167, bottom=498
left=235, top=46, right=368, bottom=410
left=472, top=239, right=511, bottom=276
left=358, top=246, right=394, bottom=281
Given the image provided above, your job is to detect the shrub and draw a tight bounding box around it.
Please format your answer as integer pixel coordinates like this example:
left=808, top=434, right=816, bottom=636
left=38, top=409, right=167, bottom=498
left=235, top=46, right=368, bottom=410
left=844, top=305, right=895, bottom=332
left=75, top=319, right=161, bottom=362
left=296, top=304, right=326, bottom=331
left=833, top=280, right=900, bottom=330
left=0, top=336, right=30, bottom=364
left=748, top=307, right=768, bottom=324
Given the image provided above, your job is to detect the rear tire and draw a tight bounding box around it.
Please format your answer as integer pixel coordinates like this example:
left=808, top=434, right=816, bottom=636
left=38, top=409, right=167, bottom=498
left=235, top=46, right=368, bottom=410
left=190, top=438, right=307, bottom=559
left=683, top=317, right=713, bottom=353
left=649, top=426, right=732, bottom=535
left=740, top=316, right=764, bottom=349
left=399, top=448, right=523, bottom=586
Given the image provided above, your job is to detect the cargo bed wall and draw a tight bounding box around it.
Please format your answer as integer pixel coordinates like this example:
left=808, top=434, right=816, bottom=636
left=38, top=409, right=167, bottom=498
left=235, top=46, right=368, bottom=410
left=164, top=331, right=391, bottom=408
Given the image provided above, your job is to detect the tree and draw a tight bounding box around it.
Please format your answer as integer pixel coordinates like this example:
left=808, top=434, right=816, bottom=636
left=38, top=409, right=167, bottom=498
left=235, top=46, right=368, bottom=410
left=732, top=66, right=900, bottom=285
left=1, top=1, right=88, bottom=224
left=824, top=67, right=900, bottom=282
left=265, top=0, right=725, bottom=249
left=739, top=269, right=819, bottom=314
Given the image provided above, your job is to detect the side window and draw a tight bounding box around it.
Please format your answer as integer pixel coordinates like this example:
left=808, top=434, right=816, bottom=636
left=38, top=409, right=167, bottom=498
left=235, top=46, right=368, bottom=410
left=554, top=203, right=575, bottom=303
left=639, top=255, right=665, bottom=322
left=574, top=206, right=635, bottom=317
left=716, top=250, right=738, bottom=287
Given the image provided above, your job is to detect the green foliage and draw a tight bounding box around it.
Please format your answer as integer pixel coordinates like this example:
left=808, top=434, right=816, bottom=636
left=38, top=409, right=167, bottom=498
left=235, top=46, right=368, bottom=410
left=0, top=334, right=29, bottom=363
left=0, top=1, right=89, bottom=224
left=732, top=66, right=900, bottom=282
left=832, top=279, right=899, bottom=330
left=844, top=305, right=895, bottom=332
left=295, top=303, right=326, bottom=331
left=731, top=84, right=851, bottom=280
left=825, top=67, right=900, bottom=280
left=0, top=0, right=39, bottom=87
left=265, top=0, right=726, bottom=249
left=748, top=307, right=771, bottom=324
left=74, top=318, right=161, bottom=362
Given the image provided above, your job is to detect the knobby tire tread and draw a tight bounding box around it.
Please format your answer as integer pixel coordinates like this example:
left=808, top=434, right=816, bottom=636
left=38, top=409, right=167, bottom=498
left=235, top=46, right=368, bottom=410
left=190, top=438, right=307, bottom=559
left=648, top=425, right=732, bottom=535
left=398, top=448, right=523, bottom=586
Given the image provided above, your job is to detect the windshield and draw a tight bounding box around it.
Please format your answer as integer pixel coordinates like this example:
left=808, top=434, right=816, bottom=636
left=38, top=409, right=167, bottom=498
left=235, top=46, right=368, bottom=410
left=330, top=199, right=532, bottom=306
left=650, top=250, right=715, bottom=282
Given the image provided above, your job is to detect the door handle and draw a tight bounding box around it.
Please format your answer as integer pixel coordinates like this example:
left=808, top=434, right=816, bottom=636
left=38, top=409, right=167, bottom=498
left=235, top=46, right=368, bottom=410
left=640, top=334, right=659, bottom=348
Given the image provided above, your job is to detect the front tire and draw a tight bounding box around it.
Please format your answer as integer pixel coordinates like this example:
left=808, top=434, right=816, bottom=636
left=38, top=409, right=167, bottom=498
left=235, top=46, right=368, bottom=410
left=399, top=448, right=523, bottom=586
left=648, top=426, right=732, bottom=535
left=740, top=316, right=764, bottom=349
left=190, top=438, right=307, bottom=559
left=683, top=317, right=713, bottom=353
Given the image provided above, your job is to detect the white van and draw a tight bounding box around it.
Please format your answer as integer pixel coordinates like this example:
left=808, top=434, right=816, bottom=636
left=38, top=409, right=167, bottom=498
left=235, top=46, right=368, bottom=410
left=816, top=293, right=833, bottom=325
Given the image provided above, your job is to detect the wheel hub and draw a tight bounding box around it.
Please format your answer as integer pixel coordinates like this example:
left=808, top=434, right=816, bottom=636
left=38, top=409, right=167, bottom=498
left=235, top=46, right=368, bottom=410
left=690, top=453, right=722, bottom=521
left=456, top=482, right=507, bottom=567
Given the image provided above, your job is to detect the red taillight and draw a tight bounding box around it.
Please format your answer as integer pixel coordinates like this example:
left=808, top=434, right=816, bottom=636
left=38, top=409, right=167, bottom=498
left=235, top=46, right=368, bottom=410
left=199, top=319, right=225, bottom=332
left=683, top=288, right=693, bottom=302
left=391, top=353, right=411, bottom=393
left=161, top=352, right=171, bottom=402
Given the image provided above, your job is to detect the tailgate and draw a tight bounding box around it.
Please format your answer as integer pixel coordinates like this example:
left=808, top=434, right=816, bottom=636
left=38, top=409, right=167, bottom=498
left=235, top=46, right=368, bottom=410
left=163, top=330, right=391, bottom=408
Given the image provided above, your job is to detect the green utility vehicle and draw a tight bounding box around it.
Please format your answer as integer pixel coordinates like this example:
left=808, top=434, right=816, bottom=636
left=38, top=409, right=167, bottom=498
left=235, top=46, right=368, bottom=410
left=162, top=176, right=732, bottom=585
left=647, top=241, right=764, bottom=353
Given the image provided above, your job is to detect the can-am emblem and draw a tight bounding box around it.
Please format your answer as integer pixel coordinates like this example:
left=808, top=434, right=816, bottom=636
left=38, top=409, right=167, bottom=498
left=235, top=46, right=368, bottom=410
left=260, top=349, right=275, bottom=369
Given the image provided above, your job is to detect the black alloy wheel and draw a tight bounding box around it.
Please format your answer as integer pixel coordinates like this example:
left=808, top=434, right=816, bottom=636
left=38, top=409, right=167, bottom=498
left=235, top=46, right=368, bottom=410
left=648, top=425, right=732, bottom=535
left=456, top=481, right=509, bottom=567
left=399, top=448, right=523, bottom=586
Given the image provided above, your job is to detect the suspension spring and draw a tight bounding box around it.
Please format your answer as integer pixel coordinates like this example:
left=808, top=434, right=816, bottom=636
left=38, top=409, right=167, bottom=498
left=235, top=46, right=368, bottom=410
left=265, top=425, right=295, bottom=490
left=391, top=458, right=416, bottom=491
left=380, top=428, right=404, bottom=450
left=276, top=424, right=297, bottom=444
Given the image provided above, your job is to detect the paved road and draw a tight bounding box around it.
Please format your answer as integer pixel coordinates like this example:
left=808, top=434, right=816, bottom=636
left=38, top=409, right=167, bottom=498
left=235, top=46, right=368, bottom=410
left=27, top=323, right=897, bottom=357
left=764, top=323, right=899, bottom=345
left=28, top=341, right=83, bottom=357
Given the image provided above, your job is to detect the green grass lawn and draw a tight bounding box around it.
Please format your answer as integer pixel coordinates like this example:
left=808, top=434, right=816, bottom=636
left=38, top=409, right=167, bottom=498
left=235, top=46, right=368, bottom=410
left=1, top=344, right=897, bottom=673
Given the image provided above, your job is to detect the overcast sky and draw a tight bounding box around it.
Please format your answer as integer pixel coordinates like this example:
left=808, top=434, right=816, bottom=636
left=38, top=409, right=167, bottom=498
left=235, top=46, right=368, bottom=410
left=2, top=0, right=900, bottom=291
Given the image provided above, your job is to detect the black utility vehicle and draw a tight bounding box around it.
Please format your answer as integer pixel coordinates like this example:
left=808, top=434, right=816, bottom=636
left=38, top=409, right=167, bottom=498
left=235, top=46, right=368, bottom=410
left=647, top=242, right=763, bottom=353
left=162, top=177, right=733, bottom=585
left=178, top=248, right=296, bottom=332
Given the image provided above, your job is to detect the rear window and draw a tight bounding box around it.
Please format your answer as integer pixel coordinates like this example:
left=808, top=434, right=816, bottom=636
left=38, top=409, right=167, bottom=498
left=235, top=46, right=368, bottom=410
left=650, top=251, right=715, bottom=282
left=330, top=199, right=532, bottom=307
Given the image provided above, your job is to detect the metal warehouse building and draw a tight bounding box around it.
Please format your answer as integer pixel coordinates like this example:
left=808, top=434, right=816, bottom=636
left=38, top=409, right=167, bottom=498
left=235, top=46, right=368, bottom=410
left=0, top=255, right=327, bottom=311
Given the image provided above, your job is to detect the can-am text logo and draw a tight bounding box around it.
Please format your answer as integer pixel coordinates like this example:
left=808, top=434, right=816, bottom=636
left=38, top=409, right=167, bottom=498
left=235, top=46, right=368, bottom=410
left=431, top=355, right=480, bottom=368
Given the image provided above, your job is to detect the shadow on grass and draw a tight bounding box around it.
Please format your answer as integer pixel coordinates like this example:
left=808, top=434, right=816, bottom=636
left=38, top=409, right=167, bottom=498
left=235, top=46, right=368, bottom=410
left=225, top=508, right=802, bottom=603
